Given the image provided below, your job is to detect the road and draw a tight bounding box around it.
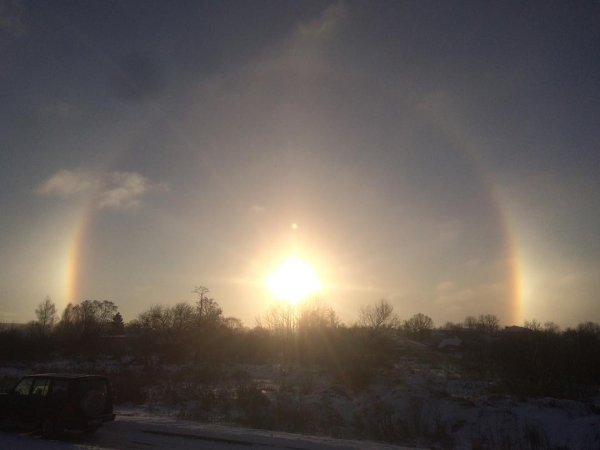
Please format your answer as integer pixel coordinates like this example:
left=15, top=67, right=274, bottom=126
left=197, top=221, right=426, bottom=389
left=0, top=413, right=411, bottom=450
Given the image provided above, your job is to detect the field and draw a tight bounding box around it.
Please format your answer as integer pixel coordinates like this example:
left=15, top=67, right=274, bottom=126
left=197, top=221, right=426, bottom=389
left=2, top=327, right=599, bottom=449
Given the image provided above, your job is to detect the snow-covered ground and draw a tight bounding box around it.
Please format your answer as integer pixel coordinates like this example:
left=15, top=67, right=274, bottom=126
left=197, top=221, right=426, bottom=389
left=0, top=411, right=413, bottom=450
left=2, top=355, right=599, bottom=449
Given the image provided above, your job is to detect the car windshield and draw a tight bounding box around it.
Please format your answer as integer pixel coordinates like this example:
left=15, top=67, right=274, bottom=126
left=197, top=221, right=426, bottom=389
left=14, top=378, right=33, bottom=396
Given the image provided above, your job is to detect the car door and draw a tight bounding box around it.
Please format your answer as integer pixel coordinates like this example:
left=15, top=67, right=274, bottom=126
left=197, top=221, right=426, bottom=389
left=29, top=377, right=51, bottom=424
left=48, top=378, right=69, bottom=418
left=10, top=377, right=34, bottom=423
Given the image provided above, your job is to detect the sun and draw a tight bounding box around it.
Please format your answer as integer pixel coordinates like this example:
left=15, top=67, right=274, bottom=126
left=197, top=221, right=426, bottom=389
left=266, top=257, right=322, bottom=304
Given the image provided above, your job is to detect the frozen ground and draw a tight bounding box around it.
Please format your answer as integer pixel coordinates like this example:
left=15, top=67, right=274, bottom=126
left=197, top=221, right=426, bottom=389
left=0, top=410, right=413, bottom=450
left=2, top=357, right=599, bottom=448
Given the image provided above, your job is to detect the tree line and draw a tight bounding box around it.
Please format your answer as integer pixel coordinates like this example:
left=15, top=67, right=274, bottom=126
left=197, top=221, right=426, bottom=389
left=1, top=290, right=599, bottom=398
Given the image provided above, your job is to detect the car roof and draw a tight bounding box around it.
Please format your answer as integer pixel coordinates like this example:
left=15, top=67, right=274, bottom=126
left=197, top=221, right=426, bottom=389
left=24, top=373, right=107, bottom=379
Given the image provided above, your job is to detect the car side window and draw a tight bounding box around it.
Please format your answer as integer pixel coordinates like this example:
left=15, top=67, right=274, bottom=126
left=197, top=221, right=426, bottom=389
left=51, top=379, right=69, bottom=401
left=78, top=379, right=108, bottom=397
left=14, top=378, right=33, bottom=396
left=31, top=378, right=50, bottom=397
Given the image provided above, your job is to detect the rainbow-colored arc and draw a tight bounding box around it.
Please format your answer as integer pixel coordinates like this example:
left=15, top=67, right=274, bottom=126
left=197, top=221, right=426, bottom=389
left=64, top=203, right=94, bottom=307
left=61, top=106, right=525, bottom=325
left=420, top=100, right=524, bottom=325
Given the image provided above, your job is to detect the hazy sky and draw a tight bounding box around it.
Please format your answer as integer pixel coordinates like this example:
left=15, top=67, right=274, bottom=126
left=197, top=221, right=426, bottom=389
left=1, top=0, right=599, bottom=327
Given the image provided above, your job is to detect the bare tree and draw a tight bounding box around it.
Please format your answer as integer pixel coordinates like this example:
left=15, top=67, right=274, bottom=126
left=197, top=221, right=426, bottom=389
left=542, top=321, right=560, bottom=333
left=223, top=316, right=244, bottom=331
left=298, top=299, right=338, bottom=332
left=403, top=313, right=434, bottom=336
left=464, top=315, right=478, bottom=330
left=171, top=302, right=195, bottom=332
left=61, top=303, right=75, bottom=325
left=576, top=321, right=600, bottom=334
left=358, top=299, right=398, bottom=333
left=260, top=303, right=297, bottom=334
left=35, top=296, right=57, bottom=331
left=442, top=321, right=462, bottom=331
left=524, top=319, right=542, bottom=331
left=135, top=305, right=172, bottom=331
left=58, top=300, right=119, bottom=335
left=192, top=286, right=222, bottom=325
left=477, top=314, right=500, bottom=334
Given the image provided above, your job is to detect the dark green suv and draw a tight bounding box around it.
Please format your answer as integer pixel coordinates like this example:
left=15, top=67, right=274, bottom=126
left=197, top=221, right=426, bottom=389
left=0, top=373, right=115, bottom=437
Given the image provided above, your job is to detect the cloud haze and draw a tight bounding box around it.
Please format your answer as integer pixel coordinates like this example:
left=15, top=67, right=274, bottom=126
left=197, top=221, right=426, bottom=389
left=37, top=169, right=166, bottom=210
left=0, top=1, right=598, bottom=326
left=0, top=0, right=26, bottom=37
left=36, top=169, right=95, bottom=197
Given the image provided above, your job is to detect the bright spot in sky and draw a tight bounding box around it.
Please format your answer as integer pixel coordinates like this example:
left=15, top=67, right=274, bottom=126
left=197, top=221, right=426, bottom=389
left=266, top=257, right=322, bottom=304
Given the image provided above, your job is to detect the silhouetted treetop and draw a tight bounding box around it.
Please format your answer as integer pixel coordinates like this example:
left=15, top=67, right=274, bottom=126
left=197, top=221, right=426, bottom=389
left=35, top=296, right=56, bottom=331
left=358, top=299, right=398, bottom=333
left=193, top=286, right=222, bottom=325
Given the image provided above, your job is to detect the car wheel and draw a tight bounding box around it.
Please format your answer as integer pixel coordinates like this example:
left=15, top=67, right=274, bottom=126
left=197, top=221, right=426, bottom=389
left=83, top=426, right=99, bottom=437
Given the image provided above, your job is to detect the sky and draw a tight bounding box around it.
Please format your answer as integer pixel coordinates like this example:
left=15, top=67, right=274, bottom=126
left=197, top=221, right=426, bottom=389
left=1, top=0, right=599, bottom=328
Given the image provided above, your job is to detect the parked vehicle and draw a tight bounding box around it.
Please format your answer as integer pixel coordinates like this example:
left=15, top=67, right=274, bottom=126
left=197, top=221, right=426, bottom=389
left=0, top=373, right=115, bottom=437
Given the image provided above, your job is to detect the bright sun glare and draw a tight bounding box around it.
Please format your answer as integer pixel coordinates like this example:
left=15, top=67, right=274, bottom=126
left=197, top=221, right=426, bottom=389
left=266, top=257, right=322, bottom=304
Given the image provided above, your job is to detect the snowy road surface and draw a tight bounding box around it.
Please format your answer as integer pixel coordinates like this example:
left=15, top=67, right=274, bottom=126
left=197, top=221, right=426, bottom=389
left=0, top=412, right=411, bottom=450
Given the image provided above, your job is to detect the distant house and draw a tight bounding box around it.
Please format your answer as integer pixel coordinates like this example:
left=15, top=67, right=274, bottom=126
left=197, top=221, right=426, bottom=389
left=438, top=336, right=462, bottom=350
left=502, top=325, right=529, bottom=334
